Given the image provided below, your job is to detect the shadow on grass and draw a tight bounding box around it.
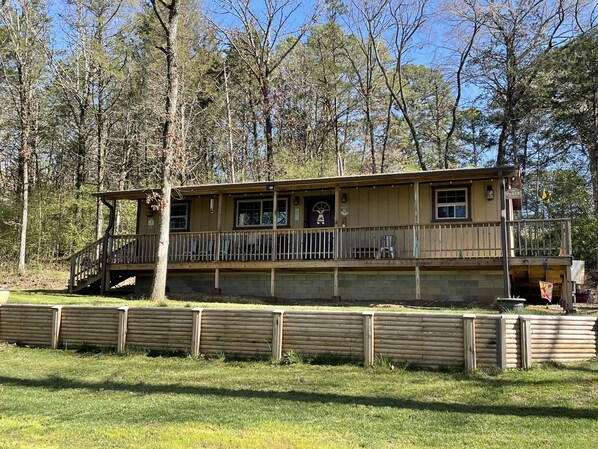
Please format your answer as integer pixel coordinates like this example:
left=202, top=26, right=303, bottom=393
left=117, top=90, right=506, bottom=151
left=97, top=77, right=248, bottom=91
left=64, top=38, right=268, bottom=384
left=0, top=374, right=595, bottom=421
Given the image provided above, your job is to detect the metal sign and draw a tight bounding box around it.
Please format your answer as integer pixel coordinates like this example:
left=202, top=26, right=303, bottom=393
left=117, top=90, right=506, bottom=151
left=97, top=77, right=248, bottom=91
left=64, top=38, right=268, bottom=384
left=505, top=188, right=522, bottom=199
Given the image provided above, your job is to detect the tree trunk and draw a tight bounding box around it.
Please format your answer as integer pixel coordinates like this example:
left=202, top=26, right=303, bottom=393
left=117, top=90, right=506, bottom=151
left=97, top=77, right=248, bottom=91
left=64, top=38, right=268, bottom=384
left=149, top=0, right=180, bottom=301
left=262, top=78, right=274, bottom=181
left=18, top=124, right=30, bottom=276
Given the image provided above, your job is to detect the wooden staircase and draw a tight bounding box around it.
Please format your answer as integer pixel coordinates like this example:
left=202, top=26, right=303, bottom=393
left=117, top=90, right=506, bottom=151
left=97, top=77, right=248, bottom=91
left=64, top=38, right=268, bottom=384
left=69, top=238, right=137, bottom=294
left=69, top=238, right=104, bottom=293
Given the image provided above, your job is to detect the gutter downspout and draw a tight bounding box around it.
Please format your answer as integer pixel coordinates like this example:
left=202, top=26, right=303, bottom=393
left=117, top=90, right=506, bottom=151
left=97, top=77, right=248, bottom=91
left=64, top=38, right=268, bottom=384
left=100, top=197, right=115, bottom=295
left=499, top=173, right=511, bottom=298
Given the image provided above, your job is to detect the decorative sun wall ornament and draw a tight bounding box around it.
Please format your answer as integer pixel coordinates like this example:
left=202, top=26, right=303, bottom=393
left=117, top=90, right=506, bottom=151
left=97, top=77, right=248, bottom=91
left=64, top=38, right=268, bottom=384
left=312, top=201, right=331, bottom=225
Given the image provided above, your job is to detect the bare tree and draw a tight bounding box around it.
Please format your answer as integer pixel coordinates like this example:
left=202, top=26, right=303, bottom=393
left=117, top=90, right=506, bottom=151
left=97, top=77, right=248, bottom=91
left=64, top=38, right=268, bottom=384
left=208, top=0, right=320, bottom=181
left=469, top=0, right=570, bottom=166
left=0, top=0, right=48, bottom=275
left=356, top=0, right=430, bottom=170
left=149, top=0, right=180, bottom=301
left=436, top=0, right=482, bottom=169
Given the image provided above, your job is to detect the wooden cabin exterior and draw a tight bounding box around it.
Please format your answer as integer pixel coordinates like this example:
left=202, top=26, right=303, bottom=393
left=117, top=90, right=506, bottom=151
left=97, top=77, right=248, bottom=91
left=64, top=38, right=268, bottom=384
left=69, top=167, right=573, bottom=306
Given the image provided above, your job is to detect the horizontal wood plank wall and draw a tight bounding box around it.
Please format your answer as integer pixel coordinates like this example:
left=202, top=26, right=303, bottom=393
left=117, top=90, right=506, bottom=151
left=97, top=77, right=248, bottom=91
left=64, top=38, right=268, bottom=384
left=60, top=306, right=120, bottom=348
left=1, top=305, right=597, bottom=369
left=127, top=308, right=194, bottom=352
left=503, top=317, right=521, bottom=368
left=528, top=316, right=597, bottom=363
left=0, top=305, right=53, bottom=346
left=200, top=309, right=273, bottom=357
left=283, top=311, right=364, bottom=359
left=474, top=316, right=500, bottom=367
left=374, top=313, right=465, bottom=367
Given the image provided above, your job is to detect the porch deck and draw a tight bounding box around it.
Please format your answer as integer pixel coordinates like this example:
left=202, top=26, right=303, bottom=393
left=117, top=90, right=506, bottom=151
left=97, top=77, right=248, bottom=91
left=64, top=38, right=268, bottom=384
left=69, top=219, right=572, bottom=293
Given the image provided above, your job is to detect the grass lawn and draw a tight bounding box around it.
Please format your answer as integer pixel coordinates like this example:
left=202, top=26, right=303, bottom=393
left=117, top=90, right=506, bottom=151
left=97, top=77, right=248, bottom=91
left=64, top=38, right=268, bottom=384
left=0, top=344, right=596, bottom=448
left=5, top=290, right=573, bottom=315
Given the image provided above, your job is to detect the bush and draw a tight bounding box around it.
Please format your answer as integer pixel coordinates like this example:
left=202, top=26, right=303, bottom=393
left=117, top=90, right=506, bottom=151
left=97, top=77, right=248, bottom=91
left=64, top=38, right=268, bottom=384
left=572, top=216, right=598, bottom=269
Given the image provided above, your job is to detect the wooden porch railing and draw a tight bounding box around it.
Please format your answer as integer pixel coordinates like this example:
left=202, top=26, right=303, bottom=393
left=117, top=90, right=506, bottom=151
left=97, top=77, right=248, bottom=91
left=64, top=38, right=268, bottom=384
left=69, top=237, right=104, bottom=292
left=103, top=219, right=571, bottom=265
left=508, top=219, right=571, bottom=257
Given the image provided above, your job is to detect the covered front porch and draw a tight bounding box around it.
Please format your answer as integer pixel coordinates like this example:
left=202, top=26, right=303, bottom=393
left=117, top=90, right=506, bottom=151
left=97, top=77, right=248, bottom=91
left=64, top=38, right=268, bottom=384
left=69, top=219, right=572, bottom=302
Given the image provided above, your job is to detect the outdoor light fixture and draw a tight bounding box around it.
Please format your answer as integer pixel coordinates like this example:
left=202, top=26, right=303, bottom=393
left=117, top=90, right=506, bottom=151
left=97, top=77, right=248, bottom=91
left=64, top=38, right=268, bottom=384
left=209, top=197, right=215, bottom=213
left=293, top=197, right=300, bottom=206
left=266, top=184, right=274, bottom=191
left=341, top=193, right=348, bottom=203
left=486, top=185, right=495, bottom=201
left=146, top=208, right=154, bottom=217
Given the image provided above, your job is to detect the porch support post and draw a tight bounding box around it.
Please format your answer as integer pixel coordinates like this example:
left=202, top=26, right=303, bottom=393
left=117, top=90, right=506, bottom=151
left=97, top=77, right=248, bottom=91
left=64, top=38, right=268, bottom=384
left=415, top=266, right=421, bottom=301
left=270, top=268, right=276, bottom=299
left=499, top=175, right=511, bottom=298
left=214, top=193, right=223, bottom=294
left=562, top=265, right=573, bottom=312
left=214, top=268, right=220, bottom=294
left=272, top=190, right=278, bottom=262
left=334, top=186, right=341, bottom=262
left=334, top=186, right=340, bottom=227
left=413, top=182, right=421, bottom=300
left=100, top=197, right=115, bottom=296
left=332, top=267, right=340, bottom=301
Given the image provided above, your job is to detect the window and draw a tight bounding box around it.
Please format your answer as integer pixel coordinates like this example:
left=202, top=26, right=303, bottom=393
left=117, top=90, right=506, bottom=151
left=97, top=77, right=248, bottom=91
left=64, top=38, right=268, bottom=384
left=170, top=203, right=189, bottom=230
left=236, top=198, right=288, bottom=227
left=434, top=187, right=469, bottom=220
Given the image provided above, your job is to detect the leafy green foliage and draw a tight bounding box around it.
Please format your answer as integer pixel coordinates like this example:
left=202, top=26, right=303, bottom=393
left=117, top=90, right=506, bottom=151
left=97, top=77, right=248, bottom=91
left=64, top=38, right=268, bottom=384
left=572, top=216, right=598, bottom=269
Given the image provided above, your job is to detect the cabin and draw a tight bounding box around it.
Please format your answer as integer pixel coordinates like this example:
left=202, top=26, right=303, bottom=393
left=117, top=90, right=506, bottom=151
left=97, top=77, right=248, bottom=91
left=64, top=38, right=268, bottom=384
left=69, top=166, right=573, bottom=306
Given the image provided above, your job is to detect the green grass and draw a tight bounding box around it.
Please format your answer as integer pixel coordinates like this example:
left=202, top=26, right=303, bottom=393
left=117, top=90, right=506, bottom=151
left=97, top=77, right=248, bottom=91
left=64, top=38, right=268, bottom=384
left=0, top=344, right=596, bottom=448
left=5, top=290, right=571, bottom=315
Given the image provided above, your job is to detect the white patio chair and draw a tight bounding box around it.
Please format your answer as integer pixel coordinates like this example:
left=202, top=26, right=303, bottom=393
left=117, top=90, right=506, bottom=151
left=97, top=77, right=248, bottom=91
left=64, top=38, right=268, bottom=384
left=376, top=234, right=396, bottom=259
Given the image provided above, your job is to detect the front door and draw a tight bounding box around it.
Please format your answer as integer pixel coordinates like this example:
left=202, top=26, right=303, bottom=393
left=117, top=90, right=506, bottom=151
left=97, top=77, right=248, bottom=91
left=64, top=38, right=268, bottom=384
left=304, top=196, right=334, bottom=259
left=305, top=196, right=335, bottom=228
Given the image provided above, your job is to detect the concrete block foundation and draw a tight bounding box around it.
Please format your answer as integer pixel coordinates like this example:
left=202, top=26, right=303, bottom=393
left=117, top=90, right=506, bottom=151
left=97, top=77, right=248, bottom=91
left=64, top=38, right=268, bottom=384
left=135, top=269, right=504, bottom=305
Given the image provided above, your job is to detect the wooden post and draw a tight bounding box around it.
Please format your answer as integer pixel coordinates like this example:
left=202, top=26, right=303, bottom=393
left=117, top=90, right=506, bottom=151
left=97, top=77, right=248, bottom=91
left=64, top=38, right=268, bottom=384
left=117, top=306, right=129, bottom=353
left=51, top=306, right=63, bottom=349
left=413, top=182, right=421, bottom=300
left=270, top=268, right=276, bottom=299
left=272, top=190, right=278, bottom=262
left=334, top=186, right=340, bottom=261
left=99, top=197, right=115, bottom=296
left=463, top=314, right=476, bottom=372
left=214, top=268, right=221, bottom=294
left=214, top=193, right=223, bottom=294
left=215, top=193, right=223, bottom=260
left=69, top=257, right=76, bottom=293
left=363, top=311, right=375, bottom=366
left=497, top=316, right=507, bottom=369
left=499, top=176, right=511, bottom=298
left=272, top=310, right=284, bottom=361
left=415, top=266, right=421, bottom=301
left=520, top=316, right=532, bottom=369
left=190, top=308, right=203, bottom=358
left=562, top=265, right=573, bottom=312
left=331, top=267, right=340, bottom=301
left=413, top=182, right=420, bottom=258
left=334, top=186, right=340, bottom=227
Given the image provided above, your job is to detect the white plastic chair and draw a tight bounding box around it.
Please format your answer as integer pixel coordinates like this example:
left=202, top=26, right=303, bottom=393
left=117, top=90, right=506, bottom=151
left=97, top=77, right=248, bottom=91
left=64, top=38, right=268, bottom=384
left=377, top=234, right=396, bottom=259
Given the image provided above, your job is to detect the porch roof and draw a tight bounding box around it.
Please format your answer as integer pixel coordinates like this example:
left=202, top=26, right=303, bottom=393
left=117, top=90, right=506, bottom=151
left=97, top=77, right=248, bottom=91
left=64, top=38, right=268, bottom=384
left=94, top=166, right=518, bottom=201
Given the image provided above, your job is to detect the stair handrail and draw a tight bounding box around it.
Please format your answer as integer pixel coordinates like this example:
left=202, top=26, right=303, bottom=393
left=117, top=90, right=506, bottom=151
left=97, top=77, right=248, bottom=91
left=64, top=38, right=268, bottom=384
left=69, top=237, right=105, bottom=293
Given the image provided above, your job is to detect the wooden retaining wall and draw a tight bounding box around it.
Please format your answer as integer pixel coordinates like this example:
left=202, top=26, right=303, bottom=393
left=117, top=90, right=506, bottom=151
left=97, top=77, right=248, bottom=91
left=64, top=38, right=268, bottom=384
left=0, top=304, right=596, bottom=370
